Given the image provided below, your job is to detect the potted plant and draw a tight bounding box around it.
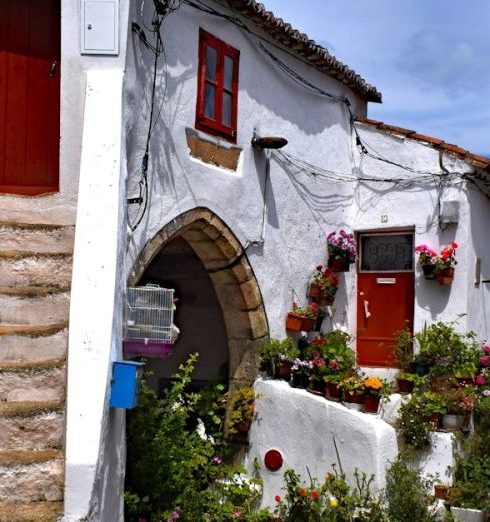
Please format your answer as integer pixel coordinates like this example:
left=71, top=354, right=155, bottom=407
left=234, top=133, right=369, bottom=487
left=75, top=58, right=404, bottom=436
left=290, top=358, right=313, bottom=389
left=362, top=377, right=388, bottom=414
left=326, top=230, right=357, bottom=272
left=308, top=266, right=339, bottom=306
left=339, top=373, right=365, bottom=410
left=414, top=244, right=438, bottom=279
left=307, top=357, right=327, bottom=395
left=441, top=387, right=475, bottom=431
left=393, top=328, right=415, bottom=392
left=225, top=387, right=259, bottom=436
left=286, top=302, right=318, bottom=332
left=434, top=242, right=458, bottom=286
left=449, top=484, right=488, bottom=522
left=259, top=338, right=299, bottom=380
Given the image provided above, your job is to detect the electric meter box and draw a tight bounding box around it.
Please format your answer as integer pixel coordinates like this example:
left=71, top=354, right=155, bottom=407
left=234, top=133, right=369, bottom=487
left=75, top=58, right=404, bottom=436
left=81, top=0, right=119, bottom=55
left=109, top=361, right=145, bottom=409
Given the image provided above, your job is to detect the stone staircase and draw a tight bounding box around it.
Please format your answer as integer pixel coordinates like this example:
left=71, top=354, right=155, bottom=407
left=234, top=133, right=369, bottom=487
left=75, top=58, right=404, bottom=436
left=0, top=222, right=74, bottom=521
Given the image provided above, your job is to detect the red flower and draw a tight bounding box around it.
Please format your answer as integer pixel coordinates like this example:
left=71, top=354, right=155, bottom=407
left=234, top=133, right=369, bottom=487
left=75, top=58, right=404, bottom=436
left=297, top=488, right=306, bottom=497
left=480, top=355, right=490, bottom=366
left=274, top=495, right=281, bottom=502
left=451, top=242, right=458, bottom=249
left=311, top=491, right=319, bottom=501
left=475, top=375, right=486, bottom=386
left=312, top=337, right=323, bottom=345
left=483, top=345, right=490, bottom=354
left=316, top=265, right=323, bottom=271
left=309, top=302, right=318, bottom=312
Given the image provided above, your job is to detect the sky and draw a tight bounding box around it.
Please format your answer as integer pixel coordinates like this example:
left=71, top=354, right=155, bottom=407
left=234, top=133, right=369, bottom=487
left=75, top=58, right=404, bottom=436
left=261, top=0, right=490, bottom=157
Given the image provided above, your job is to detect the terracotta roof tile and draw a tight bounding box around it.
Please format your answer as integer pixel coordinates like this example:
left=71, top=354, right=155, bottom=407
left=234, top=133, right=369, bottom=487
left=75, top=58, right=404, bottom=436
left=224, top=0, right=382, bottom=102
left=355, top=117, right=490, bottom=171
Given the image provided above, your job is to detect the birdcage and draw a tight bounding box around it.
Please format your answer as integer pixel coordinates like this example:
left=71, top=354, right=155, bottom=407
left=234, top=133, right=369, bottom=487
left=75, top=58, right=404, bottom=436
left=124, top=284, right=175, bottom=344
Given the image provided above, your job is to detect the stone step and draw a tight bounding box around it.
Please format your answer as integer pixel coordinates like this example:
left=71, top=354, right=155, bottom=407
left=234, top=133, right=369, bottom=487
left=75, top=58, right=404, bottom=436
left=0, top=325, right=68, bottom=363
left=0, top=292, right=70, bottom=325
left=0, top=253, right=72, bottom=288
left=0, top=222, right=74, bottom=255
left=0, top=363, right=65, bottom=402
left=0, top=499, right=63, bottom=522
left=0, top=450, right=63, bottom=502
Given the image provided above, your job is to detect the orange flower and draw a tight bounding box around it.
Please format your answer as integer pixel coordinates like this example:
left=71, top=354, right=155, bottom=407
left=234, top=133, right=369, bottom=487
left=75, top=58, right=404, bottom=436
left=364, top=377, right=383, bottom=390
left=297, top=488, right=307, bottom=497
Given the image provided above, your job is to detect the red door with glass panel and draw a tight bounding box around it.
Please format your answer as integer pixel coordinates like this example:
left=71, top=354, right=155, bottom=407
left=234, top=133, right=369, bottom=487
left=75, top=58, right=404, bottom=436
left=357, top=233, right=414, bottom=367
left=0, top=0, right=60, bottom=195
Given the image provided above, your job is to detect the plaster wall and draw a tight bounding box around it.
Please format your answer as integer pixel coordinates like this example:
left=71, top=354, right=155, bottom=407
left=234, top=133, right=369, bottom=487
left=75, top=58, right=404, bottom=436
left=351, top=124, right=476, bottom=338
left=466, top=185, right=490, bottom=340
left=0, top=0, right=130, bottom=225
left=248, top=379, right=398, bottom=507
left=124, top=0, right=367, bottom=343
left=63, top=69, right=127, bottom=522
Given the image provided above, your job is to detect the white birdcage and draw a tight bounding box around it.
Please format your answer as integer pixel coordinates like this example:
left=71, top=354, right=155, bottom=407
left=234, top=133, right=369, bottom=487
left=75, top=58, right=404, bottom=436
left=124, top=284, right=176, bottom=344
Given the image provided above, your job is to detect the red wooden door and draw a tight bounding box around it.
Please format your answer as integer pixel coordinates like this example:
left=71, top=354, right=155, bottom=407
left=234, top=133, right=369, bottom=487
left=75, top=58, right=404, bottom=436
left=0, top=0, right=60, bottom=195
left=356, top=233, right=414, bottom=367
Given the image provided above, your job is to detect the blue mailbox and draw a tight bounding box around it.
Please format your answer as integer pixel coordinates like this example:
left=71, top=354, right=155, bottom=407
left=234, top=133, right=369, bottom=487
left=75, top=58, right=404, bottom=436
left=109, top=360, right=145, bottom=409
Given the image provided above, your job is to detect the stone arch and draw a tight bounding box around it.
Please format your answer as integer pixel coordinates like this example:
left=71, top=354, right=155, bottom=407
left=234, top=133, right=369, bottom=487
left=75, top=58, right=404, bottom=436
left=128, top=207, right=269, bottom=386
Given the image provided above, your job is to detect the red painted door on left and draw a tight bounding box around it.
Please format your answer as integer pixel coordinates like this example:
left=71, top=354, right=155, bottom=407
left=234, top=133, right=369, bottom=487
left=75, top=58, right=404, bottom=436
left=0, top=0, right=60, bottom=195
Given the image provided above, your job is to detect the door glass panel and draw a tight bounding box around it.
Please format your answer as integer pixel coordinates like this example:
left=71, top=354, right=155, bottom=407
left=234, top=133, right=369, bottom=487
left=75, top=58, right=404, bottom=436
left=205, top=46, right=217, bottom=81
left=360, top=234, right=413, bottom=271
left=204, top=83, right=215, bottom=119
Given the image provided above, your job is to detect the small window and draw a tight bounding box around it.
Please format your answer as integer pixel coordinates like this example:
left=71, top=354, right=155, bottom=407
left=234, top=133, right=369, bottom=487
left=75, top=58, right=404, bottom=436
left=196, top=29, right=239, bottom=142
left=359, top=233, right=414, bottom=272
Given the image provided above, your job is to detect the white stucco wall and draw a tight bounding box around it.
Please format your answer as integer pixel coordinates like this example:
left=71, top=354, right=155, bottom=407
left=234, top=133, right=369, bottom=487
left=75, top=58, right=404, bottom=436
left=64, top=69, right=127, bottom=521
left=248, top=379, right=398, bottom=507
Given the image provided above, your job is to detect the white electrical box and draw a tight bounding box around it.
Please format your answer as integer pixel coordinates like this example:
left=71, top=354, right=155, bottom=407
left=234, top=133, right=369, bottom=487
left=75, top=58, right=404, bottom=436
left=81, top=0, right=119, bottom=55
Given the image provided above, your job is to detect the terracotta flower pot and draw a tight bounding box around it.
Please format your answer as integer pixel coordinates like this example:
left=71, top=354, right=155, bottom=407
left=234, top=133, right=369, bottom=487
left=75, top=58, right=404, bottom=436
left=285, top=313, right=316, bottom=332
left=435, top=267, right=454, bottom=286
left=274, top=360, right=293, bottom=380
left=434, top=484, right=448, bottom=500
left=307, top=378, right=325, bottom=396
left=422, top=263, right=436, bottom=280
left=317, top=294, right=335, bottom=307
left=397, top=377, right=414, bottom=394
left=327, top=256, right=350, bottom=272
left=236, top=420, right=252, bottom=433
left=308, top=283, right=322, bottom=298
left=344, top=392, right=364, bottom=404
left=326, top=382, right=342, bottom=401
left=362, top=394, right=380, bottom=414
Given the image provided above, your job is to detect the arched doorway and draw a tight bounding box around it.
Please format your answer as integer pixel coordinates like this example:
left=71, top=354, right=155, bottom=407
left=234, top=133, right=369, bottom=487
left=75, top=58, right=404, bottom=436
left=128, top=208, right=269, bottom=389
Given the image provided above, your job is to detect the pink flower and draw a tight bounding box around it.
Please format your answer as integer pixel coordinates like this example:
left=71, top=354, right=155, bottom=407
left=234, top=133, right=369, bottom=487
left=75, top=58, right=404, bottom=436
left=233, top=509, right=242, bottom=517
left=483, top=345, right=490, bottom=354
left=483, top=390, right=490, bottom=397
left=480, top=355, right=490, bottom=366
left=313, top=358, right=325, bottom=367
left=476, top=375, right=486, bottom=386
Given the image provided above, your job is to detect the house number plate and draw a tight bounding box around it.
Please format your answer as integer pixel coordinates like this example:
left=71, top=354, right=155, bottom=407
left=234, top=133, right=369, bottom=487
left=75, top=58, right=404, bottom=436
left=377, top=278, right=396, bottom=284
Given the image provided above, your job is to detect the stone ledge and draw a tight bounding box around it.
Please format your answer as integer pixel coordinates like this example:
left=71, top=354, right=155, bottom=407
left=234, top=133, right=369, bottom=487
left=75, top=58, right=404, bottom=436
left=0, top=360, right=65, bottom=374
left=0, top=286, right=70, bottom=297
left=0, top=402, right=64, bottom=418
left=0, top=322, right=68, bottom=338
left=186, top=127, right=241, bottom=171
left=0, top=499, right=63, bottom=522
left=0, top=450, right=62, bottom=468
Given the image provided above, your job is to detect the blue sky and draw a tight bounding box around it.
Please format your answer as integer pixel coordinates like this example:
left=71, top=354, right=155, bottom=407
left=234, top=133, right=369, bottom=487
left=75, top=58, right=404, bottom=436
left=261, top=0, right=490, bottom=157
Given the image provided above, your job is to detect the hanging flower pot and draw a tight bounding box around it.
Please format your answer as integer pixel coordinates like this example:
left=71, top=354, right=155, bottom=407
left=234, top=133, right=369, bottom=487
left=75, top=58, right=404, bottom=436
left=435, top=267, right=455, bottom=286
left=308, top=283, right=322, bottom=298
left=317, top=294, right=335, bottom=307
left=363, top=394, right=381, bottom=414
left=285, top=313, right=316, bottom=332
left=327, top=256, right=350, bottom=273
left=422, top=264, right=436, bottom=280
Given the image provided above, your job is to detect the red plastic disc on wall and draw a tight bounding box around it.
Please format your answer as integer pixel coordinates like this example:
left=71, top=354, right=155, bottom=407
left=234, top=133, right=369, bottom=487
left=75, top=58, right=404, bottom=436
left=264, top=449, right=283, bottom=471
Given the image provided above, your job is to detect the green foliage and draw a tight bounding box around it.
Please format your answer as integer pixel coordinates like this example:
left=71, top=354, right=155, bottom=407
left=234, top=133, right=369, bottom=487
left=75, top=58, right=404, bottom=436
left=414, top=320, right=480, bottom=377
left=273, top=467, right=387, bottom=521
left=259, top=338, right=299, bottom=364
left=225, top=386, right=259, bottom=436
left=384, top=457, right=436, bottom=522
left=394, top=328, right=413, bottom=371
left=124, top=354, right=270, bottom=521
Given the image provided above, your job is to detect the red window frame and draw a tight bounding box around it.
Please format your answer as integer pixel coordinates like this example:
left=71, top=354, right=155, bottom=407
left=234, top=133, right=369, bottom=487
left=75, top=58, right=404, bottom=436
left=195, top=29, right=240, bottom=143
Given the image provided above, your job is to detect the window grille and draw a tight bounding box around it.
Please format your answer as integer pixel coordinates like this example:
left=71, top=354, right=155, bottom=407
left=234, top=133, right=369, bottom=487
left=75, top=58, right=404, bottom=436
left=124, top=284, right=175, bottom=344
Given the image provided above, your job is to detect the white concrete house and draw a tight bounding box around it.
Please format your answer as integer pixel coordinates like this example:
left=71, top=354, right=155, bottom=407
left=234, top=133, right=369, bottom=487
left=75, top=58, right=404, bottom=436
left=0, top=0, right=489, bottom=520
